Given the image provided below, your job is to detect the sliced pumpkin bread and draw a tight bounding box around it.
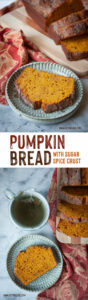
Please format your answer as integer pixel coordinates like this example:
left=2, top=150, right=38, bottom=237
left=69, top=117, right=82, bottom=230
left=16, top=67, right=75, bottom=113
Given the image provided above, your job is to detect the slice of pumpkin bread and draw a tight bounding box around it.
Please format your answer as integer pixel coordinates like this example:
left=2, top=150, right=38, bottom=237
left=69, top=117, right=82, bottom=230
left=60, top=186, right=88, bottom=204
left=58, top=201, right=88, bottom=221
left=16, top=67, right=75, bottom=113
left=58, top=219, right=88, bottom=237
left=61, top=35, right=88, bottom=60
left=14, top=245, right=57, bottom=286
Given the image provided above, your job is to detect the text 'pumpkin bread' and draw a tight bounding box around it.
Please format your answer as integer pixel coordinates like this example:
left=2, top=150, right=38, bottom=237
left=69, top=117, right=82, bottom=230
left=16, top=67, right=75, bottom=113
left=14, top=245, right=57, bottom=286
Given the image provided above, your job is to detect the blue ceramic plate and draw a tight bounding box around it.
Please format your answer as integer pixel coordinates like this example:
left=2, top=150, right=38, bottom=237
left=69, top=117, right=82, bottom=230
left=7, top=234, right=63, bottom=291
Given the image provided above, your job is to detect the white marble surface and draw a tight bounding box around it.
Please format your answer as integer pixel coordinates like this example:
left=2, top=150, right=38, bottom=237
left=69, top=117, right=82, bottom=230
left=0, top=168, right=56, bottom=300
left=0, top=79, right=88, bottom=132
left=0, top=0, right=15, bottom=9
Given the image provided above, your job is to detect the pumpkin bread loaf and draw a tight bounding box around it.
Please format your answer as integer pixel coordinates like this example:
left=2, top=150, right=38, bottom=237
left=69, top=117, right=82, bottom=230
left=61, top=35, right=88, bottom=60
left=60, top=168, right=88, bottom=187
left=53, top=9, right=88, bottom=28
left=60, top=168, right=81, bottom=187
left=57, top=168, right=88, bottom=239
left=59, top=168, right=88, bottom=204
left=16, top=67, right=75, bottom=113
left=14, top=245, right=57, bottom=286
left=48, top=16, right=88, bottom=44
left=22, top=0, right=83, bottom=31
left=58, top=219, right=88, bottom=237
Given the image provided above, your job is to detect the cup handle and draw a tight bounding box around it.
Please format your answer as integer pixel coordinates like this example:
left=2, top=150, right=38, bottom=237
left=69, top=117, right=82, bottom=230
left=5, top=189, right=15, bottom=200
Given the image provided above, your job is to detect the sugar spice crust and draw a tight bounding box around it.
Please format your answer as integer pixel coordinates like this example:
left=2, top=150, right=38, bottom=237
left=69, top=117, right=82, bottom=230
left=48, top=9, right=88, bottom=44
left=22, top=0, right=83, bottom=31
left=48, top=17, right=88, bottom=44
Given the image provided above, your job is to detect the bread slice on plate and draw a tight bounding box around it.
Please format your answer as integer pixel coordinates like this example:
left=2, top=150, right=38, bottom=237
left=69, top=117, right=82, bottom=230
left=14, top=245, right=57, bottom=286
left=16, top=67, right=75, bottom=113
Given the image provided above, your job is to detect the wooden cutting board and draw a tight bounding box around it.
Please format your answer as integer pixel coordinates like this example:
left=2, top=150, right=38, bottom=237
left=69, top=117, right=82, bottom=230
left=56, top=169, right=88, bottom=244
left=0, top=6, right=88, bottom=77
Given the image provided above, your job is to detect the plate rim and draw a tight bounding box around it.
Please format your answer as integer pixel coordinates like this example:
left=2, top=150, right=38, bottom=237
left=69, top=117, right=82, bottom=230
left=5, top=62, right=83, bottom=124
left=6, top=234, right=63, bottom=292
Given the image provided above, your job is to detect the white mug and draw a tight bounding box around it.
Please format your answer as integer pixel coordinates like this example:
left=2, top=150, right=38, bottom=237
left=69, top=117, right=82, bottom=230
left=6, top=188, right=50, bottom=230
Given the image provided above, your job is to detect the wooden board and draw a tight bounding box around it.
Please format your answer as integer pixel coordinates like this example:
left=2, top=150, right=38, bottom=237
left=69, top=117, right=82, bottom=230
left=0, top=6, right=88, bottom=77
left=56, top=168, right=88, bottom=244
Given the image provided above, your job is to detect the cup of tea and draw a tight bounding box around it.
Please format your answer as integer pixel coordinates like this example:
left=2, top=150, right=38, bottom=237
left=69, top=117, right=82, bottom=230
left=6, top=188, right=50, bottom=230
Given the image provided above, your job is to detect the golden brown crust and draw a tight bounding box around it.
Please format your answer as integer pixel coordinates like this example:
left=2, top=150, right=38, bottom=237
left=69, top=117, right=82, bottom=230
left=48, top=18, right=88, bottom=44
left=22, top=0, right=83, bottom=31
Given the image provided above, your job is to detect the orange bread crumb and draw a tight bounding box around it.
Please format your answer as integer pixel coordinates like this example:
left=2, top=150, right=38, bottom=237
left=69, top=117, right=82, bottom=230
left=61, top=35, right=88, bottom=60
left=14, top=245, right=57, bottom=286
left=62, top=35, right=88, bottom=52
left=58, top=201, right=88, bottom=220
left=16, top=67, right=75, bottom=113
left=58, top=219, right=88, bottom=237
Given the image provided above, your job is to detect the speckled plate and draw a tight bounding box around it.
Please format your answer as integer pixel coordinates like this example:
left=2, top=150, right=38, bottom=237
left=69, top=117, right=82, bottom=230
left=5, top=62, right=83, bottom=124
left=7, top=234, right=63, bottom=292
